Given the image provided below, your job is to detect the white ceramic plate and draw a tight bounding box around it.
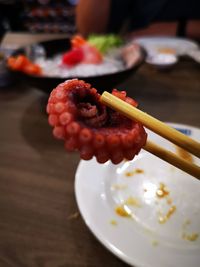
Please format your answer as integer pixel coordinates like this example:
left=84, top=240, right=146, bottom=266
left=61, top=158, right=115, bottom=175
left=133, top=37, right=200, bottom=64
left=75, top=123, right=200, bottom=267
left=134, top=37, right=199, bottom=56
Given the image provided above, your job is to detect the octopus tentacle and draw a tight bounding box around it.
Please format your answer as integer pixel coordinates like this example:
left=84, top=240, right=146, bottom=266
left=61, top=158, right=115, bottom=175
left=47, top=79, right=147, bottom=164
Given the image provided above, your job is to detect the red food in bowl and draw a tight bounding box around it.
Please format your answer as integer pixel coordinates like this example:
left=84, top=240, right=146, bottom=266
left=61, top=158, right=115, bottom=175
left=62, top=35, right=103, bottom=66
left=7, top=54, right=42, bottom=75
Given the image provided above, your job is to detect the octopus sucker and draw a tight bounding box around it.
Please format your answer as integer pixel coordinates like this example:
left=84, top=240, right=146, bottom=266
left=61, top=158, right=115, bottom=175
left=47, top=79, right=147, bottom=164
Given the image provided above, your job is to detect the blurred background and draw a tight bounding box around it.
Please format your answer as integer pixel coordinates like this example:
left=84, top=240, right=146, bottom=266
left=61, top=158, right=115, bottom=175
left=1, top=0, right=200, bottom=41
left=0, top=0, right=78, bottom=40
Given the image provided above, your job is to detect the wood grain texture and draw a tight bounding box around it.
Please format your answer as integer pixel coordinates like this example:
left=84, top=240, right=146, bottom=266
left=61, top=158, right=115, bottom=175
left=0, top=57, right=200, bottom=267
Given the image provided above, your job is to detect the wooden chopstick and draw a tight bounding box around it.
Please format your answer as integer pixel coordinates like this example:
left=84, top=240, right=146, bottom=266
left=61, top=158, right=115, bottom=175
left=101, top=91, right=200, bottom=157
left=100, top=91, right=200, bottom=179
left=145, top=141, right=200, bottom=179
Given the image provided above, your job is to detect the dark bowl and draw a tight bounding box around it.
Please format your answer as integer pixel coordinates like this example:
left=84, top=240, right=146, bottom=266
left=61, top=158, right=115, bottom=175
left=9, top=38, right=144, bottom=94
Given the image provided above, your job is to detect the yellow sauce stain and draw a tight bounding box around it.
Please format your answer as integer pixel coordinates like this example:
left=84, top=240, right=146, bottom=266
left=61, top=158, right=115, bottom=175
left=156, top=183, right=169, bottom=198
left=67, top=212, right=79, bottom=220
left=135, top=169, right=144, bottom=174
left=125, top=172, right=133, bottom=177
left=158, top=205, right=176, bottom=224
left=152, top=240, right=159, bottom=247
left=155, top=183, right=177, bottom=223
left=157, top=47, right=176, bottom=54
left=181, top=219, right=198, bottom=242
left=115, top=205, right=131, bottom=218
left=111, top=184, right=128, bottom=190
left=175, top=146, right=193, bottom=163
left=182, top=233, right=199, bottom=242
left=125, top=168, right=144, bottom=177
left=110, top=219, right=117, bottom=226
left=124, top=196, right=141, bottom=207
left=182, top=219, right=191, bottom=228
left=166, top=197, right=172, bottom=205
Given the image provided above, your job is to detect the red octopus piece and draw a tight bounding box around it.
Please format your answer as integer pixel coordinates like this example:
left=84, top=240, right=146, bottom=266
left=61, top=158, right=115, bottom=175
left=47, top=79, right=147, bottom=164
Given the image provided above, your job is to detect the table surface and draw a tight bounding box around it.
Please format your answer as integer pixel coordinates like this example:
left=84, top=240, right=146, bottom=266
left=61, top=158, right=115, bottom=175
left=0, top=34, right=200, bottom=267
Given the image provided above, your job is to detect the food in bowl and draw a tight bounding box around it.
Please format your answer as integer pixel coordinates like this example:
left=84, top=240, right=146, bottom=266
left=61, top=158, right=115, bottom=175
left=7, top=35, right=142, bottom=78
left=62, top=35, right=103, bottom=65
left=87, top=34, right=124, bottom=54
left=7, top=54, right=42, bottom=75
left=47, top=79, right=147, bottom=164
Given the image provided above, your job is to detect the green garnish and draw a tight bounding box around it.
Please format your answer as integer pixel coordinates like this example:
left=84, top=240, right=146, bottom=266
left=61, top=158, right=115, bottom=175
left=88, top=34, right=124, bottom=54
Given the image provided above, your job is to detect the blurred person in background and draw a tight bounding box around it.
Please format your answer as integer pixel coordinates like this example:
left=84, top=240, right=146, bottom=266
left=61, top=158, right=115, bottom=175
left=76, top=0, right=200, bottom=41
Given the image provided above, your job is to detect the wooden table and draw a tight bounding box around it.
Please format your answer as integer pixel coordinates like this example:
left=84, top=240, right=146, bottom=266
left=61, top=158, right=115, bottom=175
left=0, top=34, right=200, bottom=267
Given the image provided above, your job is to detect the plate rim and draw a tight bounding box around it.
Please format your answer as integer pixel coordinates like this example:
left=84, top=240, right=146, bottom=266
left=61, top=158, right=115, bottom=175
left=133, top=36, right=200, bottom=49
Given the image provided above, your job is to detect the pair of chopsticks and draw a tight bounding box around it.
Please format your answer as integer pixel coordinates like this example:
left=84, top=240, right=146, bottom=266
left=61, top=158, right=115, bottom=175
left=100, top=92, right=200, bottom=180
